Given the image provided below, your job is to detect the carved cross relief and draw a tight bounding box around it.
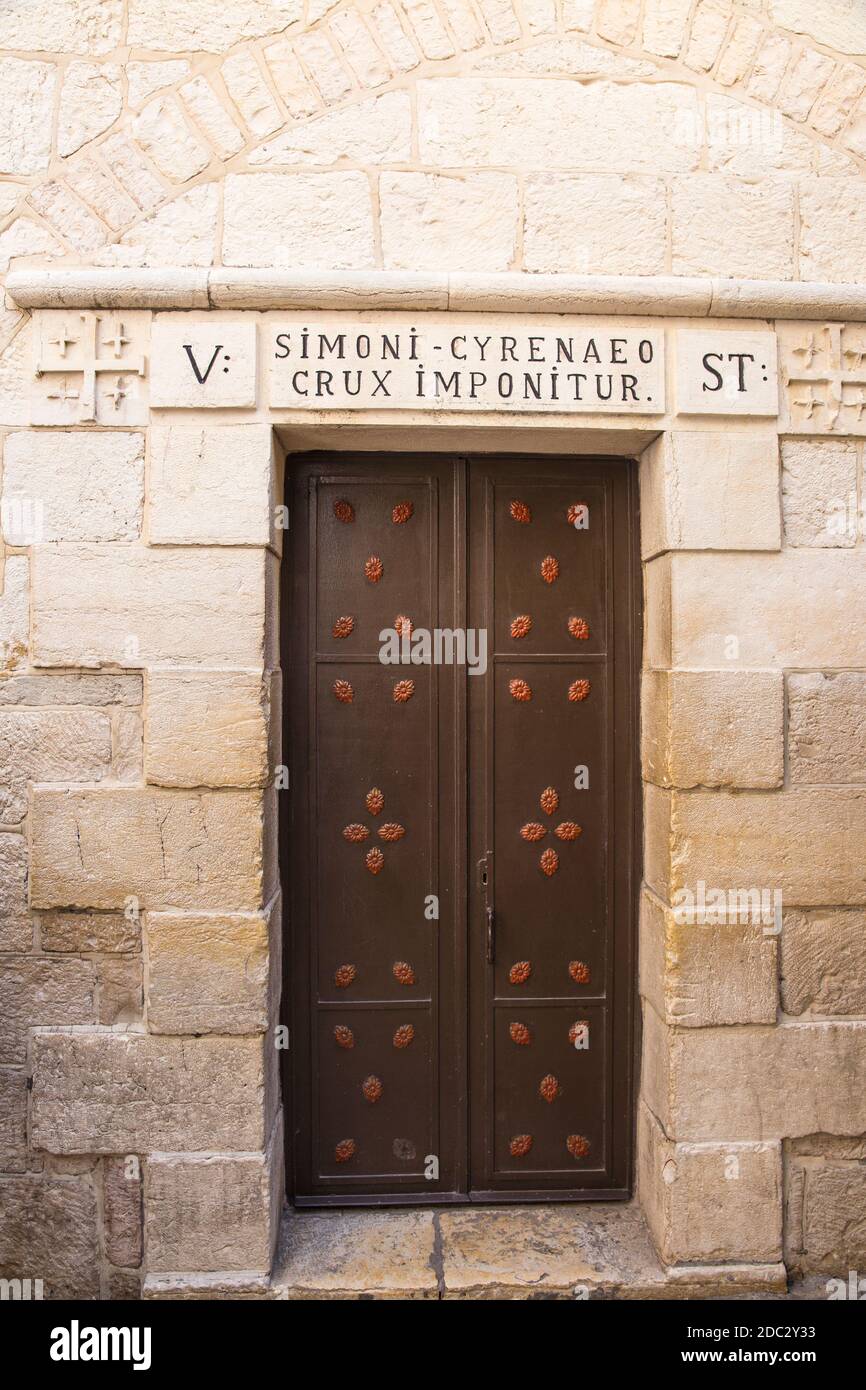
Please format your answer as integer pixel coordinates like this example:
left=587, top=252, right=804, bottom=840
left=779, top=322, right=866, bottom=436
left=32, top=310, right=150, bottom=425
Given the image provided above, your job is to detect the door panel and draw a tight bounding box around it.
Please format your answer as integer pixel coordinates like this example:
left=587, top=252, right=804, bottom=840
left=284, top=452, right=637, bottom=1204
left=468, top=459, right=636, bottom=1197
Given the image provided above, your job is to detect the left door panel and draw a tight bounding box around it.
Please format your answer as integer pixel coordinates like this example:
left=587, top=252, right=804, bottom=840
left=285, top=454, right=466, bottom=1203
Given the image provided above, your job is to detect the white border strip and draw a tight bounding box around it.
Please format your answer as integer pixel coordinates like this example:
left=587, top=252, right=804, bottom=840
left=8, top=268, right=866, bottom=320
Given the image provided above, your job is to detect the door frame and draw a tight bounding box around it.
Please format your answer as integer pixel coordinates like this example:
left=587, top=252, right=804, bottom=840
left=279, top=448, right=642, bottom=1207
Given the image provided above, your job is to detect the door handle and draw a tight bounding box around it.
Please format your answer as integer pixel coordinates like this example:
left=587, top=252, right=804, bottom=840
left=486, top=906, right=495, bottom=964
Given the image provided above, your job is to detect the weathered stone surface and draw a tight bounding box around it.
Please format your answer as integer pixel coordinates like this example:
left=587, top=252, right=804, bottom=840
left=31, top=1032, right=273, bottom=1153
left=0, top=218, right=63, bottom=276
left=128, top=60, right=192, bottom=108
left=31, top=787, right=265, bottom=912
left=223, top=173, right=375, bottom=269
left=781, top=439, right=859, bottom=547
left=133, top=99, right=210, bottom=183
left=58, top=63, right=123, bottom=157
left=769, top=0, right=866, bottom=55
left=0, top=833, right=30, bottom=952
left=145, top=670, right=269, bottom=788
left=148, top=425, right=274, bottom=545
left=0, top=958, right=96, bottom=1065
left=274, top=1208, right=438, bottom=1298
left=643, top=1006, right=866, bottom=1140
left=639, top=1104, right=783, bottom=1265
left=26, top=182, right=106, bottom=256
left=642, top=0, right=690, bottom=56
left=113, top=709, right=144, bottom=782
left=0, top=1177, right=99, bottom=1299
left=786, top=1152, right=866, bottom=1277
left=98, top=958, right=144, bottom=1025
left=380, top=171, right=518, bottom=272
left=107, top=1269, right=142, bottom=1299
left=100, top=134, right=165, bottom=213
left=0, top=673, right=142, bottom=707
left=146, top=909, right=270, bottom=1033
left=180, top=78, right=244, bottom=159
left=0, top=60, right=56, bottom=175
left=71, top=155, right=138, bottom=231
left=97, top=185, right=218, bottom=268
left=471, top=37, right=656, bottom=76
left=0, top=708, right=112, bottom=823
left=31, top=545, right=267, bottom=668
left=716, top=16, right=764, bottom=86
left=41, top=911, right=140, bottom=954
left=0, top=557, right=28, bottom=675
left=788, top=673, right=866, bottom=784
left=524, top=174, right=666, bottom=276
left=781, top=908, right=866, bottom=1016
left=0, top=1069, right=28, bottom=1172
left=704, top=94, right=816, bottom=177
left=641, top=670, right=784, bottom=790
left=648, top=786, right=866, bottom=907
left=418, top=79, right=700, bottom=173
left=261, top=38, right=320, bottom=117
left=665, top=551, right=866, bottom=669
left=128, top=0, right=303, bottom=52
left=799, top=178, right=866, bottom=283
left=640, top=887, right=778, bottom=1027
left=640, top=431, right=781, bottom=557
left=671, top=176, right=795, bottom=279
left=221, top=51, right=282, bottom=139
left=331, top=8, right=393, bottom=84
left=104, top=1156, right=143, bottom=1268
left=145, top=1130, right=281, bottom=1273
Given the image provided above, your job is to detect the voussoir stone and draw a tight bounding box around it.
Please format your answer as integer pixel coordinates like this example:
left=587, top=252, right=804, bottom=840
left=127, top=0, right=303, bottom=52
left=30, top=787, right=265, bottom=912
left=31, top=1031, right=274, bottom=1153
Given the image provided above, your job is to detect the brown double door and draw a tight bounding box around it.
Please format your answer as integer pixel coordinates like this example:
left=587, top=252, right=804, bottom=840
left=284, top=454, right=638, bottom=1204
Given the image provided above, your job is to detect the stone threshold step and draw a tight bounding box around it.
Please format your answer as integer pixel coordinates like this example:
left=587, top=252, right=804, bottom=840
left=144, top=1203, right=810, bottom=1301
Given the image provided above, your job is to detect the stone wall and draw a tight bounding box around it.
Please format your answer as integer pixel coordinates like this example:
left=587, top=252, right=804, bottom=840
left=0, top=0, right=865, bottom=1298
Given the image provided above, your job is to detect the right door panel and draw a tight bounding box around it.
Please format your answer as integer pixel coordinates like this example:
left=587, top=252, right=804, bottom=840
left=468, top=457, right=637, bottom=1199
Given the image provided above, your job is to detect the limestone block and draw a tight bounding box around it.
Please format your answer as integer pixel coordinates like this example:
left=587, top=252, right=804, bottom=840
left=811, top=65, right=866, bottom=138
left=41, top=911, right=140, bottom=954
left=665, top=551, right=866, bottom=669
left=0, top=60, right=55, bottom=176
left=380, top=172, right=518, bottom=272
left=58, top=63, right=123, bottom=158
left=151, top=318, right=257, bottom=407
left=0, top=1069, right=27, bottom=1172
left=251, top=92, right=410, bottom=166
left=97, top=185, right=219, bottom=269
left=0, top=1177, right=99, bottom=1299
left=597, top=0, right=641, bottom=45
left=294, top=31, right=353, bottom=100
left=639, top=887, right=778, bottom=1027
left=221, top=51, right=282, bottom=139
left=642, top=0, right=691, bottom=57
left=330, top=10, right=392, bottom=87
left=128, top=0, right=303, bottom=52
left=400, top=0, right=455, bottom=59
left=652, top=786, right=866, bottom=906
left=0, top=833, right=30, bottom=951
left=145, top=669, right=269, bottom=788
left=31, top=544, right=267, bottom=668
left=781, top=908, right=866, bottom=1016
left=417, top=79, right=701, bottom=173
left=643, top=553, right=671, bottom=671
left=788, top=673, right=866, bottom=784
left=777, top=50, right=835, bottom=123
left=100, top=135, right=165, bottom=214
left=562, top=0, right=595, bottom=32
left=0, top=958, right=96, bottom=1065
left=223, top=172, right=375, bottom=269
left=0, top=673, right=142, bottom=707
left=145, top=907, right=272, bottom=1033
left=144, top=1123, right=283, bottom=1272
left=30, top=787, right=265, bottom=912
left=795, top=1164, right=866, bottom=1275
left=638, top=1104, right=783, bottom=1265
left=639, top=431, right=780, bottom=556
left=148, top=424, right=273, bottom=545
left=103, top=1156, right=143, bottom=1268
left=799, top=179, right=866, bottom=283
left=523, top=175, right=666, bottom=276
left=31, top=1032, right=274, bottom=1153
left=642, top=1004, right=866, bottom=1140
left=716, top=17, right=764, bottom=86
left=704, top=95, right=817, bottom=177
left=642, top=669, right=783, bottom=791
left=261, top=39, right=320, bottom=117
left=2, top=431, right=144, bottom=543
left=98, top=957, right=144, bottom=1025
left=113, top=709, right=144, bottom=782
left=133, top=99, right=211, bottom=184
left=684, top=1, right=731, bottom=73
left=747, top=32, right=792, bottom=103
left=671, top=176, right=795, bottom=279
left=0, top=708, right=113, bottom=823
left=781, top=439, right=859, bottom=547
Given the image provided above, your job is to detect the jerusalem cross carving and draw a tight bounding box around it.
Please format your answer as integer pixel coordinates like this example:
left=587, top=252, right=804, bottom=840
left=779, top=322, right=866, bottom=436
left=32, top=310, right=149, bottom=425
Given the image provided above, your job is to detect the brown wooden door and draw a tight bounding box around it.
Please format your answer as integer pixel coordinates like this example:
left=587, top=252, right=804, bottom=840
left=284, top=454, right=637, bottom=1204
